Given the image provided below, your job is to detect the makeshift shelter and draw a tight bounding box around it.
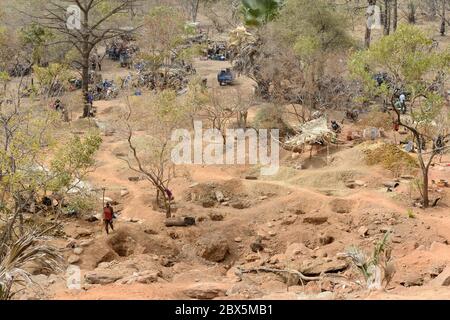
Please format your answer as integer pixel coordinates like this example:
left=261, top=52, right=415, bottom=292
left=284, top=117, right=335, bottom=148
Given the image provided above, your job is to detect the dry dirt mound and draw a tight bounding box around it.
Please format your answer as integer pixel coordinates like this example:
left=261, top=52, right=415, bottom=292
left=362, top=142, right=418, bottom=175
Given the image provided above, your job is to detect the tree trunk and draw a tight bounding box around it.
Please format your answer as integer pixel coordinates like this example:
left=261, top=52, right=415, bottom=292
left=82, top=54, right=90, bottom=118
left=393, top=0, right=398, bottom=31
left=191, top=0, right=200, bottom=22
left=422, top=168, right=429, bottom=208
left=365, top=0, right=377, bottom=48
left=81, top=9, right=91, bottom=118
left=384, top=0, right=391, bottom=35
left=441, top=0, right=446, bottom=36
left=407, top=1, right=417, bottom=24
left=415, top=134, right=430, bottom=208
left=365, top=23, right=372, bottom=48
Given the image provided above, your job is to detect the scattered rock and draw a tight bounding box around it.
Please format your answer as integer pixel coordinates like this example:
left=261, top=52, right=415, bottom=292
left=428, top=264, right=445, bottom=278
left=202, top=199, right=216, bottom=208
left=231, top=200, right=251, bottom=210
left=128, top=176, right=140, bottom=182
left=196, top=234, right=229, bottom=262
left=144, top=229, right=158, bottom=235
left=165, top=217, right=196, bottom=227
left=383, top=181, right=399, bottom=189
left=245, top=253, right=260, bottom=262
left=120, top=189, right=129, bottom=197
left=285, top=243, right=311, bottom=257
left=234, top=237, right=242, bottom=243
left=430, top=266, right=450, bottom=286
left=68, top=255, right=80, bottom=264
left=73, top=247, right=84, bottom=255
left=329, top=199, right=353, bottom=214
left=66, top=239, right=77, bottom=249
left=358, top=226, right=369, bottom=237
left=85, top=270, right=124, bottom=285
left=215, top=191, right=225, bottom=203
left=303, top=216, right=328, bottom=225
left=281, top=216, right=297, bottom=226
left=74, top=228, right=92, bottom=239
left=209, top=212, right=224, bottom=221
left=299, top=259, right=348, bottom=276
left=400, top=274, right=424, bottom=287
left=319, top=235, right=334, bottom=245
left=79, top=239, right=94, bottom=247
left=118, top=270, right=161, bottom=284
left=85, top=215, right=99, bottom=222
left=183, top=283, right=227, bottom=299
left=226, top=283, right=263, bottom=297
left=345, top=180, right=366, bottom=189
left=250, top=237, right=264, bottom=253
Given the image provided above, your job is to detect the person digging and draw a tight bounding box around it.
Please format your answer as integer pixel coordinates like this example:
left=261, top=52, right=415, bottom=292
left=103, top=202, right=114, bottom=234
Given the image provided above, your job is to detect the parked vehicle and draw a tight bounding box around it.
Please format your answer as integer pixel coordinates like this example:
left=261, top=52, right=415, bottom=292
left=217, top=68, right=234, bottom=86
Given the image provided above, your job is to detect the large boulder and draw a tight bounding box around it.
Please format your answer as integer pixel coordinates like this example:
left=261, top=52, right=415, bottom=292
left=196, top=234, right=229, bottom=262
left=84, top=270, right=124, bottom=284
left=183, top=283, right=227, bottom=299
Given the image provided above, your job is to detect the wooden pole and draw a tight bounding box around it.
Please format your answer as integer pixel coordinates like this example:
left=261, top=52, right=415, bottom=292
left=102, top=187, right=106, bottom=208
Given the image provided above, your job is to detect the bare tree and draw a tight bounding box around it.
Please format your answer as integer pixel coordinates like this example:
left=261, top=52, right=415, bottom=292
left=120, top=93, right=188, bottom=218
left=34, top=0, right=140, bottom=117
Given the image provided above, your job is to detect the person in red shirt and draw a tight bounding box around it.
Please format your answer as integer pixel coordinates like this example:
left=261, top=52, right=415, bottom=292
left=103, top=202, right=114, bottom=234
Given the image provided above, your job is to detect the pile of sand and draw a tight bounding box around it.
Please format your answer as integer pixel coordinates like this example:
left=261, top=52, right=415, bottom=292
left=362, top=142, right=418, bottom=175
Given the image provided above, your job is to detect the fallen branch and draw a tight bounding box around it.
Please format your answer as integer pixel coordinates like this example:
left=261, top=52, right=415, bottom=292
left=236, top=266, right=321, bottom=281
left=235, top=266, right=353, bottom=285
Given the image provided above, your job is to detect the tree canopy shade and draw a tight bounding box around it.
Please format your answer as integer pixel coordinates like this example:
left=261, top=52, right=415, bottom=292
left=350, top=24, right=450, bottom=208
left=241, top=0, right=284, bottom=27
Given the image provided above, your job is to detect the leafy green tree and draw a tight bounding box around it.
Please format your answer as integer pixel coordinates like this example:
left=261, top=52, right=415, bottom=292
left=33, top=63, right=71, bottom=98
left=241, top=0, right=284, bottom=27
left=351, top=24, right=450, bottom=208
left=0, top=75, right=101, bottom=249
left=20, top=23, right=54, bottom=66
